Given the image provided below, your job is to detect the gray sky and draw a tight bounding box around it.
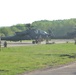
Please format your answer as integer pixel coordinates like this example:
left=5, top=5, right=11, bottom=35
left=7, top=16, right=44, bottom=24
left=0, top=0, right=76, bottom=27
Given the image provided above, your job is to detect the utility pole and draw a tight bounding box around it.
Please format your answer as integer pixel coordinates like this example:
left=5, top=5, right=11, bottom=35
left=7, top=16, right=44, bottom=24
left=0, top=36, right=1, bottom=51
left=74, top=26, right=76, bottom=44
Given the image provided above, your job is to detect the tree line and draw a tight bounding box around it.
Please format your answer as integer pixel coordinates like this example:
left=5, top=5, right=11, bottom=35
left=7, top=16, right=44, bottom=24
left=0, top=18, right=76, bottom=39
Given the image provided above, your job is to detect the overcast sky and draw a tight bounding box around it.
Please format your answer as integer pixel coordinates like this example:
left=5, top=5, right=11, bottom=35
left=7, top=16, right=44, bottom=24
left=0, top=0, right=76, bottom=27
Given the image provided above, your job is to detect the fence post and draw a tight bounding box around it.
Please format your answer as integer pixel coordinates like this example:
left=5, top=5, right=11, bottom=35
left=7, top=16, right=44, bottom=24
left=0, top=36, right=1, bottom=51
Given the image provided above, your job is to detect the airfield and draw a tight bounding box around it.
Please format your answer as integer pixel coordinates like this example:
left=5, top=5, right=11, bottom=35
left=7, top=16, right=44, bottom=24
left=1, top=39, right=75, bottom=47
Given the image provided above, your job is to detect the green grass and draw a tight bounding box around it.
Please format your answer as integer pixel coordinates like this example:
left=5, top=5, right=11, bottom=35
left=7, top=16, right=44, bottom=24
left=0, top=43, right=76, bottom=75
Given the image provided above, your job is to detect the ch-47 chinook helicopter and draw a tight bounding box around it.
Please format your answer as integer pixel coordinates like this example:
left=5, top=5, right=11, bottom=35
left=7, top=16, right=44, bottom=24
left=1, top=24, right=53, bottom=44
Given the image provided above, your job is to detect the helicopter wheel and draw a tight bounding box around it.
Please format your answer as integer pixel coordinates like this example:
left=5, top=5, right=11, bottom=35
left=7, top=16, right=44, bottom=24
left=32, top=40, right=39, bottom=44
left=32, top=41, right=36, bottom=44
left=35, top=40, right=38, bottom=44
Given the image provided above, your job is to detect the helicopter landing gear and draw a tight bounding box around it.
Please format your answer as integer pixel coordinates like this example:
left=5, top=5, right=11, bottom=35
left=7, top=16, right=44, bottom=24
left=32, top=41, right=35, bottom=44
left=32, top=40, right=38, bottom=44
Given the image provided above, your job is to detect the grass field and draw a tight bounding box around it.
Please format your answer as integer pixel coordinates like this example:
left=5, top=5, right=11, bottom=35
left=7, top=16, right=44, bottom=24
left=0, top=43, right=76, bottom=75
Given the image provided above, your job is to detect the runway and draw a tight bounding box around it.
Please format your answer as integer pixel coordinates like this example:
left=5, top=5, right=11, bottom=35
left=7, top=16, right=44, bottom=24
left=1, top=39, right=75, bottom=47
left=23, top=62, right=76, bottom=75
left=1, top=41, right=34, bottom=47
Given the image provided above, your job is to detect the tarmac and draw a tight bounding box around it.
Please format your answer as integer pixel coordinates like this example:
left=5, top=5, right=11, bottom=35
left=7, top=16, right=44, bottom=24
left=22, top=62, right=76, bottom=75
left=1, top=39, right=75, bottom=47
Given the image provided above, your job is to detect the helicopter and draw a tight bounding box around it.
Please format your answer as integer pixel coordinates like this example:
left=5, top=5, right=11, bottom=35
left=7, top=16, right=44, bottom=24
left=1, top=24, right=53, bottom=44
left=67, top=26, right=76, bottom=38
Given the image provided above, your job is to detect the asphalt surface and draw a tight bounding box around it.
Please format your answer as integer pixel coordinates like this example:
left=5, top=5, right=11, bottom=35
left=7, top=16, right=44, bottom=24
left=1, top=41, right=34, bottom=47
left=23, top=62, right=76, bottom=75
left=1, top=39, right=75, bottom=47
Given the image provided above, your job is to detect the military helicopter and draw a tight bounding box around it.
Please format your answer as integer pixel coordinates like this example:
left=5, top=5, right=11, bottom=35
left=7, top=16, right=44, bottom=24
left=1, top=24, right=52, bottom=44
left=67, top=26, right=76, bottom=38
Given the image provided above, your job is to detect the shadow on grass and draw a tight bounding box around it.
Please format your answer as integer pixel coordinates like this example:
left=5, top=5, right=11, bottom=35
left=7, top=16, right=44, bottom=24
left=35, top=53, right=76, bottom=59
left=60, top=53, right=76, bottom=58
left=0, top=69, right=9, bottom=73
left=35, top=54, right=59, bottom=56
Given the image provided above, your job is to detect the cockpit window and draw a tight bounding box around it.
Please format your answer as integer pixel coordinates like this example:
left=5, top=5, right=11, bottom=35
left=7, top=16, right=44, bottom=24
left=44, top=31, right=48, bottom=34
left=38, top=30, right=48, bottom=34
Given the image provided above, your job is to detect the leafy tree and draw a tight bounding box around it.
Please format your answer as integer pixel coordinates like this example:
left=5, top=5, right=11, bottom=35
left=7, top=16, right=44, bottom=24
left=0, top=18, right=76, bottom=38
